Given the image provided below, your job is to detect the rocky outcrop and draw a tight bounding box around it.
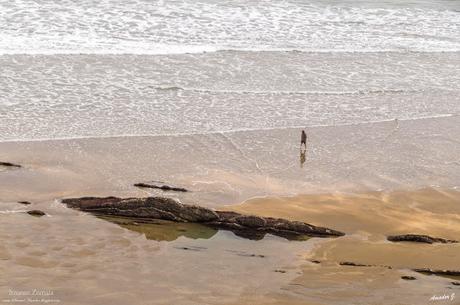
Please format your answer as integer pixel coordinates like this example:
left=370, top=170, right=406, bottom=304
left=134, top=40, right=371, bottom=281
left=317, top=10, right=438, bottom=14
left=134, top=183, right=188, bottom=192
left=61, top=196, right=345, bottom=240
left=0, top=162, right=21, bottom=168
left=387, top=234, right=458, bottom=244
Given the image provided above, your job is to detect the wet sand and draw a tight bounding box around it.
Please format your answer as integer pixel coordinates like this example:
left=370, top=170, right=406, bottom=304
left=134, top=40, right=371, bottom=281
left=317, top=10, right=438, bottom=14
left=1, top=116, right=460, bottom=304
left=231, top=188, right=460, bottom=304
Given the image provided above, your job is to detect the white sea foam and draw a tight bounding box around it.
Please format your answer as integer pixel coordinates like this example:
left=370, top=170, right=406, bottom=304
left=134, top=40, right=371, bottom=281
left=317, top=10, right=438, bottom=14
left=0, top=0, right=459, bottom=54
left=0, top=1, right=459, bottom=141
left=0, top=50, right=459, bottom=142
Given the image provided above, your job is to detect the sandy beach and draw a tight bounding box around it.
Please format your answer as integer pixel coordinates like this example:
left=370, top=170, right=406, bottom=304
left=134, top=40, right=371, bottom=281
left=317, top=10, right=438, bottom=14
left=1, top=0, right=459, bottom=303
left=1, top=115, right=459, bottom=305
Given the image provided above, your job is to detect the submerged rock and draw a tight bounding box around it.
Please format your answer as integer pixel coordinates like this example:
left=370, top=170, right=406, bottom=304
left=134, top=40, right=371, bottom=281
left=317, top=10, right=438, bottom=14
left=61, top=196, right=345, bottom=240
left=27, top=210, right=46, bottom=217
left=18, top=201, right=32, bottom=205
left=134, top=183, right=188, bottom=192
left=387, top=234, right=458, bottom=244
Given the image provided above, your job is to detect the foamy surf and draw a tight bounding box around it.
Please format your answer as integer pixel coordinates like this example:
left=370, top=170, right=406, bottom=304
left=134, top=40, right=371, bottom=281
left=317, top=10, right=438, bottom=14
left=0, top=0, right=459, bottom=55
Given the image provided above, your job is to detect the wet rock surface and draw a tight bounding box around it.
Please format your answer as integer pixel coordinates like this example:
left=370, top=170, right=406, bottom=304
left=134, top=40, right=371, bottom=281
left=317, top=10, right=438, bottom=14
left=387, top=234, right=458, bottom=244
left=61, top=196, right=345, bottom=240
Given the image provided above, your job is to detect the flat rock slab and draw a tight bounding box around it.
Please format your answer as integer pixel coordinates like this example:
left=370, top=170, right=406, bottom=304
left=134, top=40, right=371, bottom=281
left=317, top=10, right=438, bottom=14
left=61, top=196, right=345, bottom=240
left=387, top=234, right=458, bottom=244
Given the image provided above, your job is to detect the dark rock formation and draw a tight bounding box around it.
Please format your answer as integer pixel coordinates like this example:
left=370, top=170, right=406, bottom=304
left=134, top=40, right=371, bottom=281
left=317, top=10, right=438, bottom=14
left=27, top=210, right=46, bottom=217
left=452, top=282, right=460, bottom=286
left=413, top=268, right=460, bottom=277
left=0, top=162, right=21, bottom=168
left=387, top=234, right=458, bottom=244
left=401, top=276, right=417, bottom=280
left=18, top=201, right=32, bottom=205
left=61, top=196, right=345, bottom=241
left=134, top=183, right=188, bottom=192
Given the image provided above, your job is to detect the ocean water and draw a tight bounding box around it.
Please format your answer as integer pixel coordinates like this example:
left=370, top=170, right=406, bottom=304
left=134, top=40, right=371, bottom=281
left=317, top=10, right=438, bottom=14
left=0, top=0, right=459, bottom=141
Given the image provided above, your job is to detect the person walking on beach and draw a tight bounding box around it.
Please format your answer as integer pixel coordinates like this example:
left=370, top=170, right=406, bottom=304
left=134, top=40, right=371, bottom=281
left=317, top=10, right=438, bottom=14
left=300, top=129, right=307, bottom=168
left=300, top=130, right=307, bottom=149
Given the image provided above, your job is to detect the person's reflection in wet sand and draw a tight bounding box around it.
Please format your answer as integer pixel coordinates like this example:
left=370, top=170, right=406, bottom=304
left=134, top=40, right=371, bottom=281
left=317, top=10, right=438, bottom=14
left=300, top=147, right=307, bottom=168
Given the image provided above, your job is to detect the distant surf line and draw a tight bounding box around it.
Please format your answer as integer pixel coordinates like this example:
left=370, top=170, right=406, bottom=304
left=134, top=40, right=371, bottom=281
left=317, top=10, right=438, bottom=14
left=150, top=86, right=426, bottom=96
left=1, top=47, right=460, bottom=56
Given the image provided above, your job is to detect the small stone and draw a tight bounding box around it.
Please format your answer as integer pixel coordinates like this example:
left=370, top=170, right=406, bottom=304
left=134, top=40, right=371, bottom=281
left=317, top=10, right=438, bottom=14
left=18, top=201, right=32, bottom=205
left=340, top=262, right=369, bottom=267
left=0, top=162, right=21, bottom=168
left=401, top=276, right=417, bottom=280
left=451, top=282, right=460, bottom=286
left=27, top=210, right=46, bottom=217
left=274, top=269, right=287, bottom=273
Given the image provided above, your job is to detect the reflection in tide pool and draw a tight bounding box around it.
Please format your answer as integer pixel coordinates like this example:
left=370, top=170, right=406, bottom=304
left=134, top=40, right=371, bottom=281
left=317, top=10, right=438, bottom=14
left=99, top=216, right=218, bottom=242
left=98, top=215, right=312, bottom=242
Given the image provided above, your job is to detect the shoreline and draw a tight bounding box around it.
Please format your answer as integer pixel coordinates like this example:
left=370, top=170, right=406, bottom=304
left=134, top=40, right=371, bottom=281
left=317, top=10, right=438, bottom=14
left=0, top=113, right=457, bottom=144
left=0, top=116, right=460, bottom=206
left=1, top=114, right=459, bottom=206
